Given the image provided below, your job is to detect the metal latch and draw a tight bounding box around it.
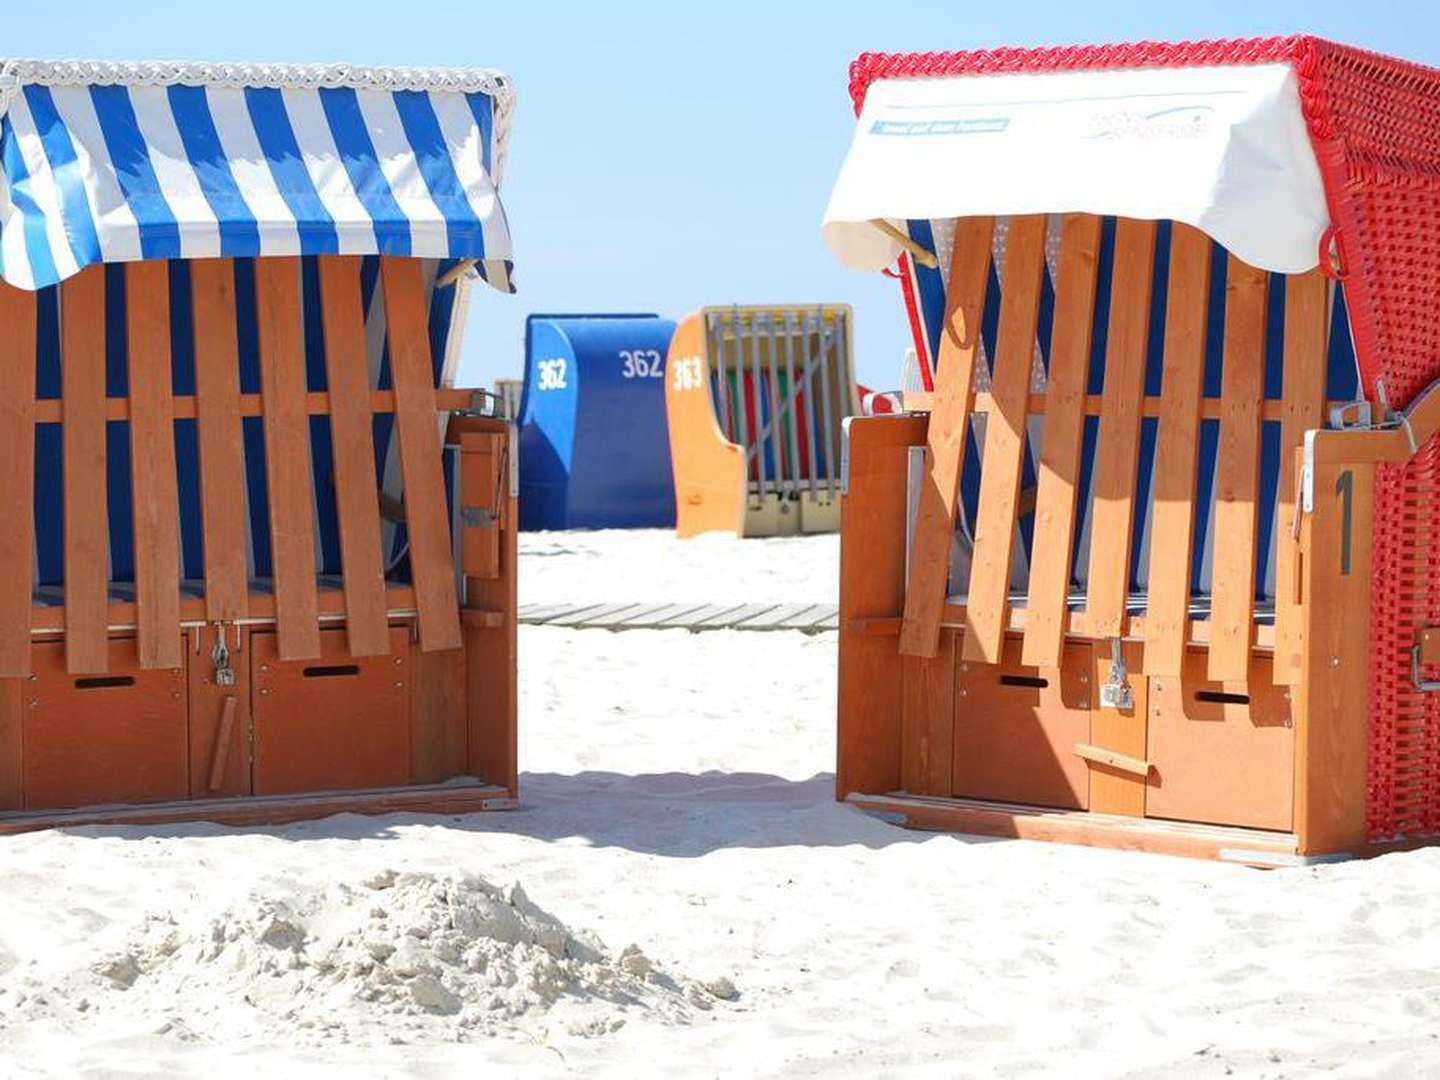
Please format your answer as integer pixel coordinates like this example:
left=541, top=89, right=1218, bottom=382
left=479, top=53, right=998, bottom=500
left=211, top=624, right=235, bottom=688
left=460, top=505, right=496, bottom=528
left=1329, top=400, right=1373, bottom=430
left=1099, top=638, right=1134, bottom=711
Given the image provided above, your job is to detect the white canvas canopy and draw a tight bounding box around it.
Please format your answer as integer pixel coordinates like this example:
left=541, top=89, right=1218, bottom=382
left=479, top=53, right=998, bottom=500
left=823, top=62, right=1329, bottom=274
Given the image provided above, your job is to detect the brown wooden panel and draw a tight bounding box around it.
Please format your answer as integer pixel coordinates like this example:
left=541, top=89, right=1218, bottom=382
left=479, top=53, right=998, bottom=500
left=952, top=637, right=1091, bottom=810
left=1088, top=642, right=1148, bottom=816
left=837, top=414, right=928, bottom=798
left=251, top=626, right=411, bottom=795
left=963, top=215, right=1048, bottom=663
left=1141, top=225, right=1213, bottom=677
left=254, top=257, right=321, bottom=661
left=317, top=255, right=390, bottom=657
left=0, top=284, right=37, bottom=677
left=189, top=259, right=250, bottom=624
left=126, top=261, right=183, bottom=670
left=60, top=265, right=110, bottom=675
left=1021, top=215, right=1102, bottom=668
left=1083, top=219, right=1156, bottom=637
left=1147, top=649, right=1293, bottom=830
left=23, top=638, right=188, bottom=810
left=901, top=629, right=956, bottom=795
left=459, top=431, right=503, bottom=579
left=1273, top=270, right=1329, bottom=686
left=380, top=257, right=461, bottom=653
left=898, top=217, right=995, bottom=659
left=0, top=679, right=22, bottom=810
left=450, top=413, right=518, bottom=794
left=1293, top=463, right=1372, bottom=855
left=1207, top=257, right=1269, bottom=682
left=188, top=625, right=251, bottom=798
left=411, top=644, right=467, bottom=784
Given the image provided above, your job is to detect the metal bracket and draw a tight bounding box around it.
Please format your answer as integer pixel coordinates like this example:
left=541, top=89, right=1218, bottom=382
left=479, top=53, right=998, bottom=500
left=1301, top=429, right=1318, bottom=514
left=1413, top=645, right=1440, bottom=692
left=1329, top=399, right=1373, bottom=430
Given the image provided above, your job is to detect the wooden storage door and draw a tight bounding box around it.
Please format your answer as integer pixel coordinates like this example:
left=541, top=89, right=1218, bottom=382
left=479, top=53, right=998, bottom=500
left=952, top=637, right=1092, bottom=810
left=250, top=626, right=412, bottom=795
left=1145, top=649, right=1294, bottom=831
left=23, top=638, right=188, bottom=810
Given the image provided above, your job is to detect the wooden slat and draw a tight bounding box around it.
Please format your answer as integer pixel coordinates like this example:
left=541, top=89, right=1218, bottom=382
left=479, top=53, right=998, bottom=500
left=317, top=255, right=390, bottom=657
left=1207, top=256, right=1269, bottom=682
left=900, top=630, right=956, bottom=795
left=1020, top=214, right=1102, bottom=668
left=189, top=259, right=250, bottom=624
left=450, top=415, right=518, bottom=794
left=254, top=257, right=321, bottom=661
left=379, top=257, right=462, bottom=653
left=34, top=387, right=475, bottom=424
left=0, top=284, right=37, bottom=676
left=840, top=415, right=930, bottom=799
left=1293, top=463, right=1372, bottom=855
left=61, top=266, right=110, bottom=675
left=1083, top=218, right=1156, bottom=638
left=1273, top=270, right=1329, bottom=686
left=1140, top=225, right=1213, bottom=677
left=898, top=217, right=995, bottom=659
left=963, top=216, right=1048, bottom=663
left=126, top=261, right=183, bottom=670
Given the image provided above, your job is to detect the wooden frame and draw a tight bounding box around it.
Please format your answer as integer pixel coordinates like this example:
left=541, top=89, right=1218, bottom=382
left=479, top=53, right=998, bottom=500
left=0, top=255, right=518, bottom=830
left=837, top=213, right=1414, bottom=863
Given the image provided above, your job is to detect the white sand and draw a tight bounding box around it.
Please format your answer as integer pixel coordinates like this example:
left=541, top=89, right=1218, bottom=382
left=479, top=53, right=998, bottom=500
left=4, top=531, right=1440, bottom=1076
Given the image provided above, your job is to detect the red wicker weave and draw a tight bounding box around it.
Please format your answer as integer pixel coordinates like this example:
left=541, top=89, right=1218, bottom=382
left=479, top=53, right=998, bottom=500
left=847, top=35, right=1440, bottom=841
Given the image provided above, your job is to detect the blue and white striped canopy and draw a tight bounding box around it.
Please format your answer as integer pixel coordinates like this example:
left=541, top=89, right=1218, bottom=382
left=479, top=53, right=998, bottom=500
left=0, top=59, right=515, bottom=291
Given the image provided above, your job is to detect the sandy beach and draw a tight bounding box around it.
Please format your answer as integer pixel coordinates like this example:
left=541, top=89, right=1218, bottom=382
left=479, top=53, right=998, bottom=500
left=1, top=529, right=1438, bottom=1078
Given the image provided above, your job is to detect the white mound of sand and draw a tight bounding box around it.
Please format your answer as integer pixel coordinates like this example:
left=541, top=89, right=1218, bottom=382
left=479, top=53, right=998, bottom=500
left=2, top=871, right=736, bottom=1050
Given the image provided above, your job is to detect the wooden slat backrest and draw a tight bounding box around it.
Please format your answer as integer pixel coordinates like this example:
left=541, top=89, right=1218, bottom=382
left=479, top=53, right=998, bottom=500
left=61, top=266, right=111, bottom=675
left=254, top=257, right=322, bottom=661
left=907, top=214, right=1337, bottom=687
left=1020, top=215, right=1102, bottom=669
left=898, top=216, right=995, bottom=659
left=1140, top=225, right=1213, bottom=677
left=1083, top=218, right=1157, bottom=638
left=0, top=284, right=37, bottom=677
left=317, top=255, right=390, bottom=657
left=125, top=261, right=183, bottom=670
left=963, top=215, right=1048, bottom=664
left=379, top=257, right=462, bottom=653
left=190, top=259, right=251, bottom=625
left=1273, top=271, right=1329, bottom=686
left=1207, top=257, right=1269, bottom=682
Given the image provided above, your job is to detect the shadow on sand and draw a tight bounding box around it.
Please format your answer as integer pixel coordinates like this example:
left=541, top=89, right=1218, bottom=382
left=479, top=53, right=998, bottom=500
left=55, top=770, right=996, bottom=857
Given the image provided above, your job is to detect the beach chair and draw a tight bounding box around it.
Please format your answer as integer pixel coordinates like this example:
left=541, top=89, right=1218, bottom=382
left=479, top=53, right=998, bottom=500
left=666, top=304, right=859, bottom=537
left=826, top=36, right=1440, bottom=863
left=0, top=59, right=519, bottom=831
left=517, top=314, right=677, bottom=530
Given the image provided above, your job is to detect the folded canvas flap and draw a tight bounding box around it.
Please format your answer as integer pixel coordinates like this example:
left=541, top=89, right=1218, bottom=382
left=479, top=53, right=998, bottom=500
left=824, top=62, right=1327, bottom=275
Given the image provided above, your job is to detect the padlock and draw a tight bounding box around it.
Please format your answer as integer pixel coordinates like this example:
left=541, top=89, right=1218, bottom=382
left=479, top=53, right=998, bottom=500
left=212, top=626, right=236, bottom=688
left=1100, top=638, right=1133, bottom=711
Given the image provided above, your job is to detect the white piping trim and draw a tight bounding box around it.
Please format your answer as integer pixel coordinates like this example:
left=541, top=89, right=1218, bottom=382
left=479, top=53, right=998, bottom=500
left=0, top=57, right=516, bottom=185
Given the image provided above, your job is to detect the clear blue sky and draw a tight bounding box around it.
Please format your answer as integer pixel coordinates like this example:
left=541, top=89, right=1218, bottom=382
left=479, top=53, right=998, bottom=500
left=8, top=1, right=1435, bottom=390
